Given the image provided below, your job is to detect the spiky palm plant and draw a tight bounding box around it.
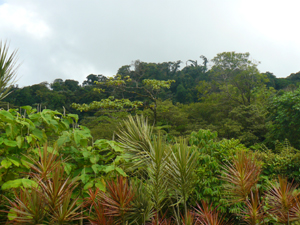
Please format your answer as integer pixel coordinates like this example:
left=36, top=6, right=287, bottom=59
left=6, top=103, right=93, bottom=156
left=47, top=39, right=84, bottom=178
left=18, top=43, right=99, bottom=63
left=0, top=40, right=19, bottom=100
left=100, top=176, right=135, bottom=225
left=117, top=114, right=153, bottom=170
left=194, top=201, right=229, bottom=225
left=25, top=144, right=63, bottom=180
left=147, top=134, right=171, bottom=224
left=5, top=144, right=84, bottom=224
left=38, top=166, right=83, bottom=224
left=238, top=188, right=265, bottom=225
left=5, top=188, right=47, bottom=224
left=182, top=210, right=196, bottom=225
left=166, top=139, right=198, bottom=222
left=222, top=150, right=261, bottom=202
left=129, top=180, right=154, bottom=225
left=266, top=176, right=299, bottom=224
left=85, top=188, right=114, bottom=225
left=117, top=115, right=170, bottom=224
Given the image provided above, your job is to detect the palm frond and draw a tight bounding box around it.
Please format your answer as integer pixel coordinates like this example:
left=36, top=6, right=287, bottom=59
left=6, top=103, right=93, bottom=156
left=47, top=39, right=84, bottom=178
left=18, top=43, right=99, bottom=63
left=117, top=114, right=153, bottom=170
left=0, top=40, right=19, bottom=100
left=166, top=139, right=198, bottom=220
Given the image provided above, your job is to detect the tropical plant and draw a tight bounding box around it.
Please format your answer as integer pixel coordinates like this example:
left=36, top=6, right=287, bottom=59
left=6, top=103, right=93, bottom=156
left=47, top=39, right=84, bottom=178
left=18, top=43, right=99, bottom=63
left=167, top=139, right=198, bottom=222
left=194, top=201, right=229, bottom=225
left=5, top=144, right=84, bottom=224
left=238, top=188, right=265, bottom=225
left=116, top=115, right=171, bottom=224
left=0, top=40, right=19, bottom=100
left=130, top=179, right=154, bottom=225
left=84, top=188, right=114, bottom=225
left=222, top=150, right=261, bottom=202
left=266, top=176, right=300, bottom=224
left=100, top=176, right=135, bottom=225
left=5, top=188, right=47, bottom=224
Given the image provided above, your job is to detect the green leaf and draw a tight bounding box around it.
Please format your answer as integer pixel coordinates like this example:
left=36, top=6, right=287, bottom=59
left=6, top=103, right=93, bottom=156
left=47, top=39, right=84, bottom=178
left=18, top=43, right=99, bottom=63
left=74, top=130, right=81, bottom=145
left=115, top=167, right=127, bottom=177
left=8, top=156, right=20, bottom=167
left=21, top=105, right=32, bottom=113
left=84, top=180, right=94, bottom=190
left=57, top=132, right=70, bottom=147
left=16, top=136, right=23, bottom=148
left=8, top=209, right=17, bottom=221
left=92, top=164, right=105, bottom=174
left=4, top=139, right=17, bottom=147
left=22, top=179, right=38, bottom=188
left=1, top=159, right=12, bottom=168
left=32, top=128, right=44, bottom=140
left=80, top=138, right=88, bottom=147
left=114, top=155, right=123, bottom=164
left=82, top=150, right=91, bottom=158
left=2, top=179, right=37, bottom=190
left=26, top=135, right=32, bottom=143
left=67, top=114, right=79, bottom=123
left=63, top=163, right=73, bottom=175
left=21, top=157, right=31, bottom=169
left=108, top=141, right=123, bottom=152
left=103, top=165, right=115, bottom=173
left=95, top=180, right=106, bottom=191
left=81, top=168, right=91, bottom=184
left=90, top=155, right=100, bottom=164
left=0, top=110, right=14, bottom=121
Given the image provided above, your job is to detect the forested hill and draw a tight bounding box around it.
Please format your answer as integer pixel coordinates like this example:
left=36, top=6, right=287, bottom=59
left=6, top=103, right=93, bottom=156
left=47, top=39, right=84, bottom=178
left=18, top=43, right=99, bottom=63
left=3, top=52, right=300, bottom=148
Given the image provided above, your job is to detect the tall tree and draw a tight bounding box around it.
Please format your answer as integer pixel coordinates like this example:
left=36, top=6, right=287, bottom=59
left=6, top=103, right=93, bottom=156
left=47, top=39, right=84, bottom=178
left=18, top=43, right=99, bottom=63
left=199, top=52, right=267, bottom=106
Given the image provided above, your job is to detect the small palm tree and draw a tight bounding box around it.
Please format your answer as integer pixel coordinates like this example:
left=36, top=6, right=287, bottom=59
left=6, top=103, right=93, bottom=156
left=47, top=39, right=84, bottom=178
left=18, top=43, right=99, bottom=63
left=0, top=40, right=19, bottom=100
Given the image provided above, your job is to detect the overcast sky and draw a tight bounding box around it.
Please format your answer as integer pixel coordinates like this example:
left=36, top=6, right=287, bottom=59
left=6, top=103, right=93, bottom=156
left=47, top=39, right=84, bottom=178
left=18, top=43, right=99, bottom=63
left=1, top=0, right=300, bottom=87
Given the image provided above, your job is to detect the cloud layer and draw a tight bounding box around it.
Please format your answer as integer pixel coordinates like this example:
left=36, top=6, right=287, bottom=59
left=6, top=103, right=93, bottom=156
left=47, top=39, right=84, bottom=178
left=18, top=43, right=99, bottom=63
left=1, top=0, right=300, bottom=86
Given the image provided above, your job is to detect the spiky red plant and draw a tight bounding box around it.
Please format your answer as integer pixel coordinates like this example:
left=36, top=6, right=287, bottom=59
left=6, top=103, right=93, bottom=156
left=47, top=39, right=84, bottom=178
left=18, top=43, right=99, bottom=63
left=182, top=210, right=196, bottom=225
left=222, top=150, right=261, bottom=202
left=25, top=143, right=63, bottom=180
left=150, top=213, right=174, bottom=225
left=266, top=176, right=299, bottom=224
left=239, top=188, right=266, bottom=225
left=4, top=188, right=46, bottom=224
left=85, top=188, right=114, bottom=225
left=194, top=201, right=230, bottom=225
left=5, top=144, right=84, bottom=224
left=100, top=176, right=135, bottom=224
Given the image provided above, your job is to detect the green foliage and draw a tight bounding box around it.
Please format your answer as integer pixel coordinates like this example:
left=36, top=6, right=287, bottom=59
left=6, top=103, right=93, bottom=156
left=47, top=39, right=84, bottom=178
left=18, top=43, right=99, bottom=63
left=72, top=96, right=142, bottom=112
left=266, top=87, right=300, bottom=148
left=189, top=129, right=245, bottom=213
left=255, top=140, right=300, bottom=183
left=5, top=145, right=83, bottom=224
left=0, top=107, right=77, bottom=190
left=198, top=51, right=268, bottom=106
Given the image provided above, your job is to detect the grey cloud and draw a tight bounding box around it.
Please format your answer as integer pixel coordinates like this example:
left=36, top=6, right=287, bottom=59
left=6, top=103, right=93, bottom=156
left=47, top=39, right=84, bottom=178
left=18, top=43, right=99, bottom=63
left=1, top=0, right=299, bottom=87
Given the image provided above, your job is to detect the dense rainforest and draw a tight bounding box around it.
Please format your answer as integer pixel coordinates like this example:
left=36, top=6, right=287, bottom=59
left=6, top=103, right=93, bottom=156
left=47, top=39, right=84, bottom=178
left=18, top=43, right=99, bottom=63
left=2, top=51, right=300, bottom=224
left=4, top=52, right=300, bottom=148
